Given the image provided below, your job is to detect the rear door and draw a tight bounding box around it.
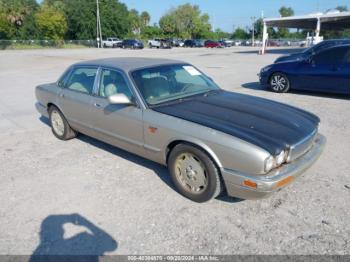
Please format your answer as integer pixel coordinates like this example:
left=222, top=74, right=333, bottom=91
left=332, top=47, right=350, bottom=94
left=296, top=47, right=349, bottom=92
left=90, top=68, right=145, bottom=155
left=59, top=66, right=98, bottom=133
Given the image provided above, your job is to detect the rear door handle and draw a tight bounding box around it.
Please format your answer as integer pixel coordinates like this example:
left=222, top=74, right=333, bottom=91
left=59, top=93, right=64, bottom=98
left=94, top=103, right=102, bottom=108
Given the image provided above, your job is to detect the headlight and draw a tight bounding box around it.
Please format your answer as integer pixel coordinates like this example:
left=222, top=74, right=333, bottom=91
left=261, top=65, right=272, bottom=73
left=264, top=156, right=275, bottom=173
left=276, top=150, right=287, bottom=165
left=265, top=151, right=289, bottom=173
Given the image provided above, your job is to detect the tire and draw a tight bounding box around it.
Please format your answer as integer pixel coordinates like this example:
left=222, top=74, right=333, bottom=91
left=168, top=144, right=222, bottom=202
left=269, top=72, right=290, bottom=93
left=48, top=105, right=77, bottom=140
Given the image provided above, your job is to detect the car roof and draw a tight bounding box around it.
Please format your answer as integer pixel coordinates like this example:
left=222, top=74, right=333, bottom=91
left=74, top=57, right=185, bottom=72
left=326, top=43, right=350, bottom=49
left=318, top=39, right=350, bottom=45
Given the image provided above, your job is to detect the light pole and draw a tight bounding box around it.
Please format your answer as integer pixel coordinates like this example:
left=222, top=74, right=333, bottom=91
left=96, top=0, right=103, bottom=48
left=251, top=16, right=256, bottom=47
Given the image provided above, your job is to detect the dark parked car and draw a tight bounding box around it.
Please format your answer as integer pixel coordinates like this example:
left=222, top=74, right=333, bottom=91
left=275, top=39, right=350, bottom=63
left=121, top=39, right=144, bottom=49
left=218, top=40, right=232, bottom=47
left=259, top=44, right=350, bottom=94
left=183, top=39, right=204, bottom=48
left=204, top=40, right=222, bottom=48
left=165, top=38, right=183, bottom=47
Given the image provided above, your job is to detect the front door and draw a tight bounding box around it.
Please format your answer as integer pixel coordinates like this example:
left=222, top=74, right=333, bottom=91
left=90, top=68, right=144, bottom=155
left=59, top=66, right=98, bottom=134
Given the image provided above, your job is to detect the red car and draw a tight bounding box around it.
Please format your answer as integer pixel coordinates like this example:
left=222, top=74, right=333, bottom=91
left=204, top=40, right=221, bottom=48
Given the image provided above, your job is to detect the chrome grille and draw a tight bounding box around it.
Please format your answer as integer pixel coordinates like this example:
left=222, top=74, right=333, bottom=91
left=287, top=129, right=317, bottom=162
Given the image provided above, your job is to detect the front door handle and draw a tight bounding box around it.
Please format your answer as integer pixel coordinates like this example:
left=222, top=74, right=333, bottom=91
left=59, top=93, right=64, bottom=98
left=94, top=103, right=102, bottom=108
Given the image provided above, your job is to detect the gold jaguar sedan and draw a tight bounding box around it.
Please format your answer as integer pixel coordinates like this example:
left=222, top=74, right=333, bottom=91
left=35, top=58, right=325, bottom=202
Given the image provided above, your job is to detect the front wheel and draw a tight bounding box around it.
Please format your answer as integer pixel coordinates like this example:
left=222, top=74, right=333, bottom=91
left=168, top=144, right=222, bottom=202
left=269, top=72, right=290, bottom=93
left=49, top=106, right=77, bottom=140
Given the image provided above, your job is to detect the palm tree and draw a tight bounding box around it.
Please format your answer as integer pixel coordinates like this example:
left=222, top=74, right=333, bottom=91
left=140, top=11, right=150, bottom=27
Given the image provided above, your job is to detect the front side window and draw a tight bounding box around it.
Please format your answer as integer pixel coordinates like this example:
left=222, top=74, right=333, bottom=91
left=66, top=67, right=97, bottom=94
left=131, top=64, right=219, bottom=105
left=99, top=69, right=133, bottom=99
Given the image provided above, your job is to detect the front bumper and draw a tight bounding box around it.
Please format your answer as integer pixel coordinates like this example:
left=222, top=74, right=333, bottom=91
left=35, top=102, right=48, bottom=117
left=258, top=72, right=269, bottom=89
left=221, top=134, right=326, bottom=200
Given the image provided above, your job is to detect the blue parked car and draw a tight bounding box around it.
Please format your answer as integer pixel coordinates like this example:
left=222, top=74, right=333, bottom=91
left=259, top=44, right=350, bottom=94
left=275, top=39, right=350, bottom=63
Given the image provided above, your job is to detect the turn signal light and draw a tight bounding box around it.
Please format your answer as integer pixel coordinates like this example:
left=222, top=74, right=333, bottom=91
left=243, top=180, right=257, bottom=188
left=276, top=176, right=294, bottom=188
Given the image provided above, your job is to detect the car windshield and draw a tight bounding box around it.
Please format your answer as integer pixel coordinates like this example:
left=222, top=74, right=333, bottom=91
left=131, top=64, right=220, bottom=106
left=303, top=41, right=336, bottom=55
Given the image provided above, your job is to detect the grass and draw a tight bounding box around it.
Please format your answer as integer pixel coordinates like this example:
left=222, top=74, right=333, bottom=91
left=0, top=43, right=92, bottom=50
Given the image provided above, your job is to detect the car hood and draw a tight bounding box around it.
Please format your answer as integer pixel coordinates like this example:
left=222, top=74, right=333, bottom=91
left=275, top=53, right=305, bottom=63
left=152, top=90, right=319, bottom=155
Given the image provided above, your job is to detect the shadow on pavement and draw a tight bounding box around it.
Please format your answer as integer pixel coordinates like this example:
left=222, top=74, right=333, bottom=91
left=241, top=82, right=350, bottom=100
left=39, top=116, right=244, bottom=204
left=39, top=116, right=173, bottom=192
left=241, top=82, right=264, bottom=91
left=235, top=47, right=305, bottom=55
left=30, top=213, right=117, bottom=262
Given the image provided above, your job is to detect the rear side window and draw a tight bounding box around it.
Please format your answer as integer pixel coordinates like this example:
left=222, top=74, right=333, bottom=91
left=65, top=67, right=97, bottom=94
left=314, top=47, right=349, bottom=65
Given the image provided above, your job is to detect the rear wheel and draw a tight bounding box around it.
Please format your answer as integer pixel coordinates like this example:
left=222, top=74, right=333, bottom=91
left=269, top=72, right=290, bottom=93
left=168, top=144, right=222, bottom=202
left=48, top=106, right=77, bottom=140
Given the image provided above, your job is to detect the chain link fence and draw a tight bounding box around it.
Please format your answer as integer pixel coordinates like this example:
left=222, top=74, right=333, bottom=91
left=0, top=38, right=306, bottom=50
left=0, top=40, right=97, bottom=50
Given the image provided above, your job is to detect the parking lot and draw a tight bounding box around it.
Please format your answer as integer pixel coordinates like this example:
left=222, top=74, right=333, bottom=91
left=0, top=46, right=349, bottom=255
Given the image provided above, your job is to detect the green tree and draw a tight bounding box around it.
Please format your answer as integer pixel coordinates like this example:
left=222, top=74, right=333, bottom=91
left=63, top=0, right=130, bottom=40
left=141, top=25, right=162, bottom=39
left=232, top=27, right=249, bottom=39
left=18, top=12, right=40, bottom=39
left=159, top=4, right=211, bottom=39
left=0, top=0, right=38, bottom=39
left=322, top=5, right=349, bottom=38
left=99, top=0, right=130, bottom=38
left=129, top=9, right=142, bottom=35
left=279, top=6, right=294, bottom=17
left=213, top=28, right=230, bottom=40
left=35, top=5, right=67, bottom=40
left=335, top=5, right=348, bottom=12
left=159, top=14, right=177, bottom=36
left=140, top=11, right=150, bottom=27
left=277, top=6, right=294, bottom=38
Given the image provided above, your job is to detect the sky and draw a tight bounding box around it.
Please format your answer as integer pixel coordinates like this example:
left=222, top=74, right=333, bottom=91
left=122, top=0, right=350, bottom=31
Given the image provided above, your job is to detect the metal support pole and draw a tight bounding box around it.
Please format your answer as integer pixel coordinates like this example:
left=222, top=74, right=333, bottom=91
left=251, top=16, right=256, bottom=47
left=315, top=17, right=321, bottom=38
left=261, top=21, right=268, bottom=54
left=96, top=0, right=103, bottom=48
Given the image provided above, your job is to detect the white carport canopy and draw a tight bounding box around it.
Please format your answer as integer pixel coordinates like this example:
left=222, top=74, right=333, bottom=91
left=261, top=11, right=350, bottom=54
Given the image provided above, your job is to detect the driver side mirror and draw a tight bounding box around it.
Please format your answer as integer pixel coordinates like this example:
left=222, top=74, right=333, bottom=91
left=108, top=93, right=133, bottom=105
